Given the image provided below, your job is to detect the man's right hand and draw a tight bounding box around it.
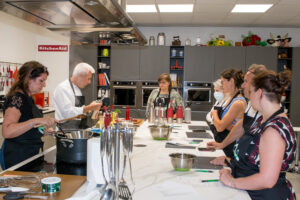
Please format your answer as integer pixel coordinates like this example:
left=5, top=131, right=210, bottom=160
left=88, top=101, right=102, bottom=111
left=206, top=141, right=224, bottom=149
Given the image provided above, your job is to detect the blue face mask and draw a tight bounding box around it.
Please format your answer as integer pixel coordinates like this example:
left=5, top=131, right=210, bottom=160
left=214, top=91, right=224, bottom=102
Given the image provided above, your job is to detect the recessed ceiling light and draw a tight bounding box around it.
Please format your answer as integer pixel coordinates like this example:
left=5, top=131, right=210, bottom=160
left=231, top=4, right=273, bottom=13
left=126, top=5, right=157, bottom=13
left=158, top=4, right=194, bottom=13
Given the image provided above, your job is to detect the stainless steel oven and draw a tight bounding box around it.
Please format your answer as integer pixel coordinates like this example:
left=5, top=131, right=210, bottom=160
left=141, top=81, right=159, bottom=108
left=183, top=82, right=213, bottom=111
left=111, top=81, right=141, bottom=108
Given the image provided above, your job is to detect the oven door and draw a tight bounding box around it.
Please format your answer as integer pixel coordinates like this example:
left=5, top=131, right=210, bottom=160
left=184, top=88, right=213, bottom=111
left=112, top=86, right=137, bottom=108
left=142, top=87, right=158, bottom=108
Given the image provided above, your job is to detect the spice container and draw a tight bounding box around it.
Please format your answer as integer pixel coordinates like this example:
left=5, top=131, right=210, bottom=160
left=149, top=36, right=155, bottom=46
left=172, top=36, right=181, bottom=46
left=171, top=49, right=177, bottom=57
left=157, top=32, right=166, bottom=46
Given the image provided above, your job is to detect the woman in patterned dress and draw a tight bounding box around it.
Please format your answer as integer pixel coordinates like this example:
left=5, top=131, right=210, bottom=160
left=219, top=70, right=296, bottom=200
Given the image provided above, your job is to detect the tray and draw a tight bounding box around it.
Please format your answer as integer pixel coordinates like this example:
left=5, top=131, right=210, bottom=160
left=193, top=157, right=223, bottom=170
left=186, top=132, right=213, bottom=139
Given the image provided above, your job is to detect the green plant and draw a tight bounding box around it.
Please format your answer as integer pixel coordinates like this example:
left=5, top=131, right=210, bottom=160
left=114, top=109, right=121, bottom=114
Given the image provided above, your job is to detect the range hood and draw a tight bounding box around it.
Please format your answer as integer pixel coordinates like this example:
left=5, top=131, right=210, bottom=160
left=0, top=0, right=147, bottom=45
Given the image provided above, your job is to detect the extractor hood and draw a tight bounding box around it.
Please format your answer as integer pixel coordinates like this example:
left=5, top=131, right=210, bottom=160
left=0, top=0, right=147, bottom=45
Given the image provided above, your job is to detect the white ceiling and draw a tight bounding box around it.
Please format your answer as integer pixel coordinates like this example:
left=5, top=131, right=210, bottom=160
left=126, top=0, right=300, bottom=27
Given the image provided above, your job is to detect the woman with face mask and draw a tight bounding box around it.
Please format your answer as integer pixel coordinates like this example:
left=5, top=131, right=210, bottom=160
left=206, top=79, right=229, bottom=124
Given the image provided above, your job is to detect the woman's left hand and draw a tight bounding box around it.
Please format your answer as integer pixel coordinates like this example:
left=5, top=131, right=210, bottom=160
left=219, top=168, right=235, bottom=188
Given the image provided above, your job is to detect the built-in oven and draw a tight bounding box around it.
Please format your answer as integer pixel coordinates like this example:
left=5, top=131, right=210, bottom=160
left=183, top=82, right=213, bottom=111
left=111, top=81, right=141, bottom=108
left=141, top=81, right=159, bottom=108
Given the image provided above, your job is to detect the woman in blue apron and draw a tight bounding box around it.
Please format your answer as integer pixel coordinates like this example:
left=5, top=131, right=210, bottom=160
left=219, top=70, right=296, bottom=200
left=211, top=68, right=246, bottom=158
left=0, top=61, right=56, bottom=170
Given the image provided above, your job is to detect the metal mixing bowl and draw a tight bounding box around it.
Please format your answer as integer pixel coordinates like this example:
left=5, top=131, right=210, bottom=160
left=149, top=125, right=172, bottom=140
left=169, top=153, right=196, bottom=171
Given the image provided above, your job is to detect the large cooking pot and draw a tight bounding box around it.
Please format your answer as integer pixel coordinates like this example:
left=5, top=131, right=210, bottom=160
left=56, top=130, right=93, bottom=164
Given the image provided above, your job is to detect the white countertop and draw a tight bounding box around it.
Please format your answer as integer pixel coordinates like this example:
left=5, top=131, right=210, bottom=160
left=0, top=107, right=55, bottom=124
left=70, top=121, right=251, bottom=200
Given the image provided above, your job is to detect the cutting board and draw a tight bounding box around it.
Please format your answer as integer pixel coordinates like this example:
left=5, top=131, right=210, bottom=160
left=0, top=171, right=86, bottom=200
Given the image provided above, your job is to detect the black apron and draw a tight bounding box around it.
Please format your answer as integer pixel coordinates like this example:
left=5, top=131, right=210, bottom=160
left=59, top=79, right=87, bottom=131
left=3, top=94, right=44, bottom=170
left=243, top=105, right=259, bottom=132
left=212, top=92, right=240, bottom=158
left=154, top=90, right=171, bottom=115
left=231, top=107, right=294, bottom=200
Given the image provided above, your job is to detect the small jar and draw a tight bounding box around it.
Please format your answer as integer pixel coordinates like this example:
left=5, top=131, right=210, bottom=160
left=179, top=50, right=184, bottom=57
left=149, top=36, right=155, bottom=46
left=185, top=38, right=191, bottom=46
left=157, top=32, right=166, bottom=46
left=171, top=49, right=176, bottom=57
left=196, top=36, right=201, bottom=46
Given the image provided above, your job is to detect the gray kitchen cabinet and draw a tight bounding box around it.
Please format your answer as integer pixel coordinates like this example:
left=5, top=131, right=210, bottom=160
left=111, top=46, right=140, bottom=81
left=290, top=47, right=300, bottom=126
left=69, top=45, right=98, bottom=104
left=184, top=46, right=215, bottom=82
left=214, top=47, right=246, bottom=80
left=140, top=46, right=169, bottom=81
left=245, top=47, right=277, bottom=71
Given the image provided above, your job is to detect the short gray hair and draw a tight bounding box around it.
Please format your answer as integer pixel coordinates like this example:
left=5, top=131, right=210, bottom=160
left=248, top=64, right=267, bottom=75
left=213, top=79, right=222, bottom=90
left=72, top=62, right=95, bottom=76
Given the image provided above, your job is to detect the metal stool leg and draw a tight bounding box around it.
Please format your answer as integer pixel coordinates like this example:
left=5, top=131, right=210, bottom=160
left=288, top=131, right=300, bottom=174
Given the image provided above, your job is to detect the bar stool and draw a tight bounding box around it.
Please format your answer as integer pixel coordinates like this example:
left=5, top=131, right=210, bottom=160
left=288, top=128, right=300, bottom=174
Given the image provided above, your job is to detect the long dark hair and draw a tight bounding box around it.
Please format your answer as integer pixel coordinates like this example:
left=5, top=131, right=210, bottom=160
left=252, top=70, right=291, bottom=103
left=6, top=61, right=49, bottom=97
left=158, top=73, right=172, bottom=93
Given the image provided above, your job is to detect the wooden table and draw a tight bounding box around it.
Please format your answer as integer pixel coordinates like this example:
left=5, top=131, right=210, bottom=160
left=0, top=171, right=86, bottom=200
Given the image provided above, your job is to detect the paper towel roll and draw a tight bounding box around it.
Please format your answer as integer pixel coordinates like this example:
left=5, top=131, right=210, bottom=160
left=87, top=138, right=109, bottom=184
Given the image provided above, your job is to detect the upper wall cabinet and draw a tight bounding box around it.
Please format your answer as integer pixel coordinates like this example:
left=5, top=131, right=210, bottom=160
left=140, top=46, right=169, bottom=81
left=111, top=46, right=140, bottom=81
left=290, top=47, right=300, bottom=126
left=214, top=47, right=246, bottom=80
left=245, top=47, right=277, bottom=71
left=184, top=46, right=215, bottom=82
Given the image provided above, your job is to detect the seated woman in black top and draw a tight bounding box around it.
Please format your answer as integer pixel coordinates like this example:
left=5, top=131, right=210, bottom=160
left=1, top=61, right=56, bottom=169
left=219, top=70, right=296, bottom=200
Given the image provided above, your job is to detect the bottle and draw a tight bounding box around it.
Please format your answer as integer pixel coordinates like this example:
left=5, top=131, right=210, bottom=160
left=158, top=103, right=165, bottom=125
left=185, top=38, right=191, bottom=46
left=184, top=102, right=192, bottom=123
left=148, top=99, right=155, bottom=123
left=167, top=100, right=174, bottom=124
left=176, top=105, right=183, bottom=124
left=126, top=106, right=130, bottom=121
left=196, top=36, right=201, bottom=46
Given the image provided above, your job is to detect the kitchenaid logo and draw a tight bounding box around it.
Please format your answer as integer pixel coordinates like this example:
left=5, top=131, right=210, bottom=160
left=38, top=45, right=68, bottom=52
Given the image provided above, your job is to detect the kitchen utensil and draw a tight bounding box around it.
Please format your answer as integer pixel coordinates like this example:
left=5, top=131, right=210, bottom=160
left=3, top=191, right=48, bottom=199
left=118, top=128, right=132, bottom=200
left=99, top=128, right=108, bottom=194
left=127, top=129, right=135, bottom=194
left=58, top=114, right=86, bottom=123
left=148, top=125, right=172, bottom=140
left=56, top=130, right=93, bottom=163
left=169, top=153, right=196, bottom=171
left=166, top=142, right=196, bottom=149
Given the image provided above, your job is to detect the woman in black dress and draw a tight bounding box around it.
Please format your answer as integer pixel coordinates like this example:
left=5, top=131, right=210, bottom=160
left=219, top=70, right=296, bottom=200
left=1, top=61, right=56, bottom=170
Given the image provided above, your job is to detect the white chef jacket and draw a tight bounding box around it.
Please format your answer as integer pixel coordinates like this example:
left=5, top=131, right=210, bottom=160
left=54, top=79, right=84, bottom=120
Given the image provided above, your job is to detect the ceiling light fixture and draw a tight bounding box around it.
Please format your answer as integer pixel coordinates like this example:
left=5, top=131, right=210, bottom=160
left=158, top=4, right=194, bottom=13
left=126, top=5, right=157, bottom=13
left=231, top=4, right=273, bottom=13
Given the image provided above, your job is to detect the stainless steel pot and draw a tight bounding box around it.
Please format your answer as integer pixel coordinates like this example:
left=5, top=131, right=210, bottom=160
left=56, top=130, right=93, bottom=164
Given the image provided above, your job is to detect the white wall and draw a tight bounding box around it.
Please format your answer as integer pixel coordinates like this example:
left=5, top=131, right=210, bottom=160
left=0, top=11, right=70, bottom=106
left=139, top=26, right=300, bottom=47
